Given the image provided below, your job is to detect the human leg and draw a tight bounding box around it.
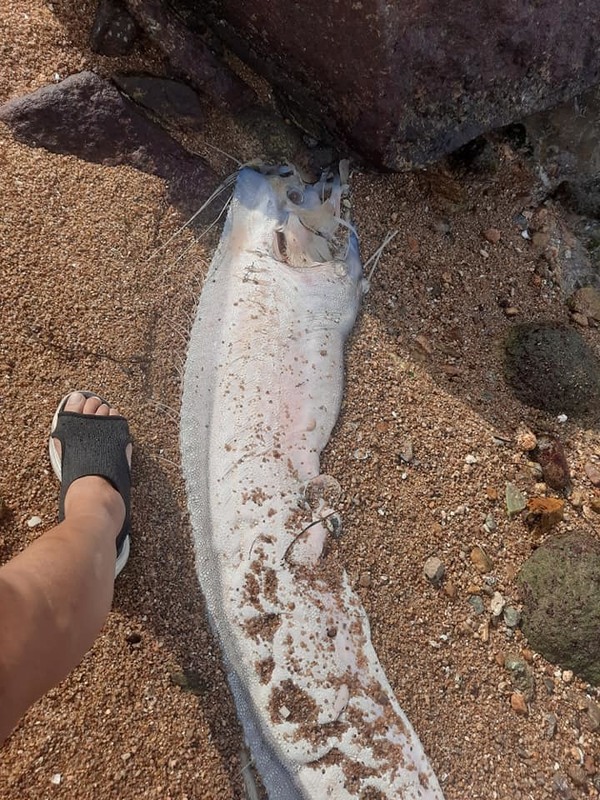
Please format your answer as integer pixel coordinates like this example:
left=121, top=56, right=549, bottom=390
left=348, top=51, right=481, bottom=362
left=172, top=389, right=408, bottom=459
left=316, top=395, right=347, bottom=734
left=0, top=392, right=131, bottom=744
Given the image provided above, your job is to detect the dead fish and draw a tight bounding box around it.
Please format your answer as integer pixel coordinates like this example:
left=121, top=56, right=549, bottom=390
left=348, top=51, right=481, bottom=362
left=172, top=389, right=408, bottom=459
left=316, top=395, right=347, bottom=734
left=180, top=163, right=444, bottom=799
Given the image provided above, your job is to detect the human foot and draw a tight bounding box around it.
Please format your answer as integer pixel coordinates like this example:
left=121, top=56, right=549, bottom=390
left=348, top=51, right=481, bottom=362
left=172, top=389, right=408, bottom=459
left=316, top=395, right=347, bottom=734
left=49, top=391, right=133, bottom=576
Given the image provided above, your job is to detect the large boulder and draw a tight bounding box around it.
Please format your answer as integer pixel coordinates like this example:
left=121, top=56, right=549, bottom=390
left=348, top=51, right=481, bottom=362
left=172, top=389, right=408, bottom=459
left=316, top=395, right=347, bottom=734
left=156, top=0, right=600, bottom=168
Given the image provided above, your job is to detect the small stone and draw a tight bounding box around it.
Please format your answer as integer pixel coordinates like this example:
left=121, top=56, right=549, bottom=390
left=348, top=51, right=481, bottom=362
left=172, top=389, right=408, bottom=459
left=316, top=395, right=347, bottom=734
left=353, top=448, right=370, bottom=461
left=568, top=286, right=600, bottom=323
left=545, top=712, right=558, bottom=739
left=561, top=669, right=574, bottom=684
left=505, top=481, right=527, bottom=517
left=505, top=653, right=535, bottom=700
left=50, top=774, right=62, bottom=785
left=534, top=434, right=571, bottom=491
left=121, top=751, right=132, bottom=762
left=522, top=648, right=534, bottom=662
left=359, top=572, right=372, bottom=588
left=468, top=595, right=485, bottom=615
left=125, top=631, right=142, bottom=645
left=571, top=312, right=589, bottom=327
left=565, top=764, right=588, bottom=787
left=484, top=227, right=501, bottom=244
left=483, top=512, right=497, bottom=533
left=486, top=486, right=499, bottom=501
left=279, top=705, right=291, bottom=719
left=26, top=516, right=42, bottom=528
left=444, top=582, right=458, bottom=599
left=583, top=754, right=596, bottom=775
left=464, top=453, right=477, bottom=465
left=503, top=606, right=522, bottom=628
left=585, top=699, right=600, bottom=731
left=543, top=676, right=555, bottom=694
left=584, top=462, right=600, bottom=486
left=570, top=490, right=584, bottom=509
left=516, top=428, right=537, bottom=451
left=470, top=545, right=493, bottom=573
left=504, top=306, right=519, bottom=317
left=589, top=495, right=600, bottom=513
left=552, top=772, right=575, bottom=799
left=490, top=591, right=506, bottom=617
left=423, top=556, right=445, bottom=587
left=510, top=692, right=528, bottom=715
left=399, top=439, right=413, bottom=463
left=524, top=496, right=565, bottom=536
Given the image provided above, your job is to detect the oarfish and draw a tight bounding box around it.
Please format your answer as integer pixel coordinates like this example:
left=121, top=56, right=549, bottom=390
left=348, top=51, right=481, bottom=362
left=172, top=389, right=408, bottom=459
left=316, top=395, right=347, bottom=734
left=180, top=163, right=444, bottom=799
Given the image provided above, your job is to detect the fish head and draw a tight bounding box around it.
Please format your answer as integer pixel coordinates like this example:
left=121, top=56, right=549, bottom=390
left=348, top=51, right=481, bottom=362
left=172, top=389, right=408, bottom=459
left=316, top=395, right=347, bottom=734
left=229, top=162, right=365, bottom=290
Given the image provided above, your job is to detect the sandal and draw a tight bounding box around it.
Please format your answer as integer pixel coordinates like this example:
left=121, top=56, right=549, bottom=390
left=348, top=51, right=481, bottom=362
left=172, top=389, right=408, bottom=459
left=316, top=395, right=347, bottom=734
left=48, top=390, right=132, bottom=577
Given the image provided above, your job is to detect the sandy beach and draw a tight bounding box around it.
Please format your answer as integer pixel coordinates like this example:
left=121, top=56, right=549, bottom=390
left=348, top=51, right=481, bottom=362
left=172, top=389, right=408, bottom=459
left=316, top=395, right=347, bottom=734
left=1, top=2, right=599, bottom=798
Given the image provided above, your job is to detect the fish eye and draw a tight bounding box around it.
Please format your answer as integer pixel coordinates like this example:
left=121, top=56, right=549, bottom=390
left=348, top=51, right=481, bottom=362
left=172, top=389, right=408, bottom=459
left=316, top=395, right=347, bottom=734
left=287, top=188, right=304, bottom=205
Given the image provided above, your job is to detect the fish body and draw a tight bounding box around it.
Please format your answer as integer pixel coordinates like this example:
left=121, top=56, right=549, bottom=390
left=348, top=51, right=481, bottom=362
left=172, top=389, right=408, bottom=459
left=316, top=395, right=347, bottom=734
left=180, top=164, right=444, bottom=799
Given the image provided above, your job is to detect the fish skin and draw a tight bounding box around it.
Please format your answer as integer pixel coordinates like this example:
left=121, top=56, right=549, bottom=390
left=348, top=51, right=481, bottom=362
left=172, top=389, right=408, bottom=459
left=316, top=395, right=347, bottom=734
left=180, top=164, right=444, bottom=799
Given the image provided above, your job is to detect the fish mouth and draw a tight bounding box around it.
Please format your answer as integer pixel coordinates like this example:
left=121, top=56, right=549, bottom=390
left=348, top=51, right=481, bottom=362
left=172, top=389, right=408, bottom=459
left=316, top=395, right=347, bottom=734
left=235, top=161, right=361, bottom=273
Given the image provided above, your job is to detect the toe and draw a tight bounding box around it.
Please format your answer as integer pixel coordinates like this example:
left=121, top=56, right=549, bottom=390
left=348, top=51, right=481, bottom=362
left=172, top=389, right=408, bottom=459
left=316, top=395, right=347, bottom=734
left=82, top=395, right=103, bottom=415
left=64, top=391, right=86, bottom=413
left=96, top=403, right=111, bottom=417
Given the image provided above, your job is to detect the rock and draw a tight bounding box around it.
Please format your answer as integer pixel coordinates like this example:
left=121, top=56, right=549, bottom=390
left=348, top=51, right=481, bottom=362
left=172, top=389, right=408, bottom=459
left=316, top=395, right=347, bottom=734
left=503, top=606, right=522, bottom=629
left=470, top=545, right=493, bottom=573
left=423, top=556, right=445, bottom=587
left=565, top=765, right=588, bottom=787
left=552, top=772, right=575, bottom=800
left=123, top=0, right=255, bottom=113
left=505, top=482, right=527, bottom=517
left=399, top=439, right=414, bottom=463
left=505, top=654, right=535, bottom=701
left=584, top=462, right=600, bottom=486
left=483, top=512, right=497, bottom=534
left=91, top=0, right=138, bottom=56
left=568, top=287, right=600, bottom=322
left=113, top=74, right=204, bottom=129
left=571, top=312, right=589, bottom=327
left=0, top=72, right=216, bottom=216
left=484, top=228, right=501, bottom=244
left=561, top=669, right=574, bottom=683
left=175, top=0, right=600, bottom=169
left=516, top=428, right=537, bottom=452
left=169, top=669, right=210, bottom=695
left=26, top=516, right=42, bottom=528
left=545, top=712, right=558, bottom=739
left=358, top=572, right=372, bottom=588
left=518, top=531, right=600, bottom=685
left=444, top=582, right=458, bottom=599
left=524, top=497, right=565, bottom=536
left=533, top=434, right=571, bottom=492
left=490, top=591, right=505, bottom=618
left=584, top=699, right=600, bottom=731
left=468, top=596, right=485, bottom=615
left=510, top=692, right=528, bottom=715
left=504, top=323, right=600, bottom=422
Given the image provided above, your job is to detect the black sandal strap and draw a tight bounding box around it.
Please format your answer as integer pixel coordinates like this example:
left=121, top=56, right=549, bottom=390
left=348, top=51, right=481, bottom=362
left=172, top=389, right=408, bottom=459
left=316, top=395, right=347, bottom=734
left=52, top=411, right=132, bottom=553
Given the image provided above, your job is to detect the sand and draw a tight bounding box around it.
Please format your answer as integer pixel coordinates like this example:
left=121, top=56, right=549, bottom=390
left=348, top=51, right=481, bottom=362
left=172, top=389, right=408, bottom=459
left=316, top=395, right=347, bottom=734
left=1, top=2, right=599, bottom=799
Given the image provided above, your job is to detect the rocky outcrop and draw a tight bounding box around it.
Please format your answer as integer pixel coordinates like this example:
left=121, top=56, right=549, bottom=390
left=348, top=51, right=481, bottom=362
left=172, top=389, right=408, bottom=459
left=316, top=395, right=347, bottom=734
left=155, top=0, right=600, bottom=169
left=0, top=71, right=215, bottom=213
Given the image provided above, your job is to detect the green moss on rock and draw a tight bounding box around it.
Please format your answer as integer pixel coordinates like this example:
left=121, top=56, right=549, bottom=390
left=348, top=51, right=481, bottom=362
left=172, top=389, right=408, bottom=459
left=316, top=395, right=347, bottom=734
left=517, top=532, right=600, bottom=685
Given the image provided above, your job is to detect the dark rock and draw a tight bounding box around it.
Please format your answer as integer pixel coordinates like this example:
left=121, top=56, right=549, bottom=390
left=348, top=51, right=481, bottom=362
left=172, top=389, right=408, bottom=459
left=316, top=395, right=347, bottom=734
left=0, top=72, right=216, bottom=215
left=123, top=0, right=255, bottom=113
left=91, top=0, right=138, bottom=56
left=166, top=0, right=600, bottom=169
left=517, top=532, right=600, bottom=685
left=533, top=435, right=571, bottom=492
left=113, top=73, right=204, bottom=128
left=504, top=323, right=600, bottom=422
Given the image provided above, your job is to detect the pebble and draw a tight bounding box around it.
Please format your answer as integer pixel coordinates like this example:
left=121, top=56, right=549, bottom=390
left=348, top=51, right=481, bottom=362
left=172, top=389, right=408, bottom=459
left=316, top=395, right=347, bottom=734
left=510, top=692, right=528, bottom=715
left=423, top=556, right=445, bottom=587
left=26, top=515, right=42, bottom=528
left=444, top=582, right=458, bottom=599
left=516, top=428, right=537, bottom=451
left=524, top=496, right=565, bottom=535
left=585, top=698, right=600, bottom=731
left=358, top=572, right=372, bottom=588
left=50, top=773, right=62, bottom=785
left=484, top=227, right=501, bottom=244
left=504, top=306, right=519, bottom=317
left=584, top=462, right=600, bottom=486
left=464, top=453, right=477, bottom=465
left=468, top=596, right=485, bottom=615
left=571, top=312, right=589, bottom=327
left=552, top=772, right=575, bottom=800
left=545, top=712, right=558, bottom=740
left=399, top=439, right=414, bottom=463
left=503, top=606, right=522, bottom=628
left=470, top=545, right=493, bottom=573
left=565, top=764, right=588, bottom=787
left=483, top=512, right=497, bottom=533
left=505, top=481, right=527, bottom=517
left=490, top=591, right=505, bottom=617
left=562, top=669, right=574, bottom=684
left=534, top=434, right=570, bottom=491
